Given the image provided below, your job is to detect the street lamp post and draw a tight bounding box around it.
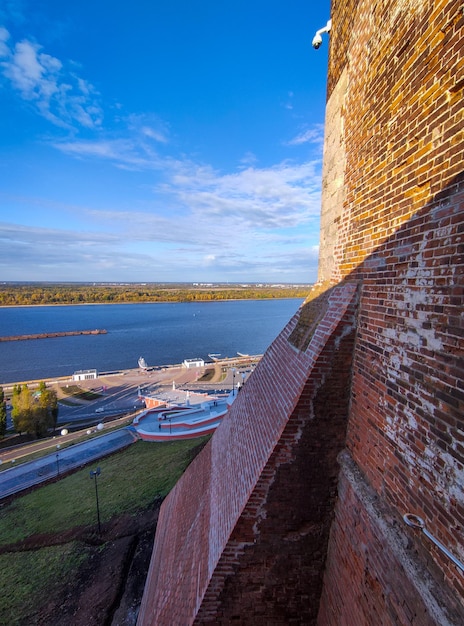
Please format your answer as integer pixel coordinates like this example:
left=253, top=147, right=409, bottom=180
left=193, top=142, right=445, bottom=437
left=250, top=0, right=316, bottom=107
left=232, top=368, right=236, bottom=396
left=56, top=444, right=60, bottom=476
left=89, top=467, right=102, bottom=535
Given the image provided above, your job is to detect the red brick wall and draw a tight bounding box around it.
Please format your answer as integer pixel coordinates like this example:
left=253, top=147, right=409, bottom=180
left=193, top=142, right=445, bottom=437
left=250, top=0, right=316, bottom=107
left=318, top=0, right=464, bottom=623
left=194, top=285, right=358, bottom=625
left=319, top=453, right=464, bottom=626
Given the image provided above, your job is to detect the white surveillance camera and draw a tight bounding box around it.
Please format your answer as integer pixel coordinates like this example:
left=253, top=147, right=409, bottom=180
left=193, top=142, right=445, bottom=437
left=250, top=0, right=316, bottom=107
left=312, top=19, right=332, bottom=50
left=312, top=34, right=323, bottom=49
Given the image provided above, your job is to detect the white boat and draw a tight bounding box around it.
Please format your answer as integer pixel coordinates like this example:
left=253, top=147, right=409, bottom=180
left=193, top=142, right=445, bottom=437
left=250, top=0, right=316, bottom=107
left=138, top=356, right=148, bottom=370
left=208, top=353, right=221, bottom=361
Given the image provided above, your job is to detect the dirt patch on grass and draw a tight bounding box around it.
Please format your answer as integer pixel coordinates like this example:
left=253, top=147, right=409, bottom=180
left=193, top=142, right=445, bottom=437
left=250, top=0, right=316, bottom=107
left=3, top=502, right=161, bottom=626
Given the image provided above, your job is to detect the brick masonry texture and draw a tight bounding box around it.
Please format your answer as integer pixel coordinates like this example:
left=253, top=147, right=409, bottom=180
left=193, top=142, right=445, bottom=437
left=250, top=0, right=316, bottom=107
left=319, top=452, right=464, bottom=625
left=138, top=0, right=464, bottom=623
left=317, top=0, right=464, bottom=623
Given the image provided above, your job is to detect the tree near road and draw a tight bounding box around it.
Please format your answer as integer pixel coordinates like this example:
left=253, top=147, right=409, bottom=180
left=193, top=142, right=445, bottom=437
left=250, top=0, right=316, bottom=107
left=38, top=381, right=59, bottom=433
left=11, top=382, right=58, bottom=437
left=0, top=387, right=6, bottom=438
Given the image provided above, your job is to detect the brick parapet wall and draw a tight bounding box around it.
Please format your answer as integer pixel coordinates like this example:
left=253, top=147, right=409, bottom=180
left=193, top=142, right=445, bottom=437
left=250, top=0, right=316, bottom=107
left=139, top=443, right=213, bottom=623
left=194, top=286, right=358, bottom=624
left=138, top=282, right=359, bottom=624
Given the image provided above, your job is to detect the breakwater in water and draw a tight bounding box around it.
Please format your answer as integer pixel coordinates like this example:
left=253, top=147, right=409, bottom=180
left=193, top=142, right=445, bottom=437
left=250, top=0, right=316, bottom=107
left=0, top=329, right=107, bottom=342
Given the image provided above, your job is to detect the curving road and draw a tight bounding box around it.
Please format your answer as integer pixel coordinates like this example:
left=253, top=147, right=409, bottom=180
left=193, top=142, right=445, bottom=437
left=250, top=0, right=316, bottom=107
left=0, top=427, right=138, bottom=500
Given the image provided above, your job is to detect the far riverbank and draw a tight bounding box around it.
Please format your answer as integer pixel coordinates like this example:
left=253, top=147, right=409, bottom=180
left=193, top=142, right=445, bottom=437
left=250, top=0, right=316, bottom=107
left=0, top=283, right=312, bottom=308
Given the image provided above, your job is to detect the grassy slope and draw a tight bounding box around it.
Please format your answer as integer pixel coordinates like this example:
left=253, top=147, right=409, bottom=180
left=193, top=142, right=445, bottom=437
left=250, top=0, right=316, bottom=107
left=0, top=437, right=209, bottom=624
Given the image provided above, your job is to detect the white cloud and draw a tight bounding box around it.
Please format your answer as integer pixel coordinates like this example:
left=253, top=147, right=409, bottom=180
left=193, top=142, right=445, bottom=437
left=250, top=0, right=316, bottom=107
left=141, top=126, right=168, bottom=143
left=168, top=159, right=321, bottom=229
left=287, top=125, right=325, bottom=146
left=0, top=211, right=320, bottom=282
left=52, top=131, right=322, bottom=259
left=239, top=152, right=257, bottom=167
left=0, top=28, right=103, bottom=128
left=0, top=25, right=11, bottom=57
left=54, top=137, right=163, bottom=171
left=125, top=113, right=170, bottom=145
left=0, top=221, right=157, bottom=279
left=54, top=135, right=321, bottom=232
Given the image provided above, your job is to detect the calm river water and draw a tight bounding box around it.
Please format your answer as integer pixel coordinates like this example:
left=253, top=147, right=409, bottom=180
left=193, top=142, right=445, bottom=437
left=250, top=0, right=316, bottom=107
left=0, top=299, right=303, bottom=384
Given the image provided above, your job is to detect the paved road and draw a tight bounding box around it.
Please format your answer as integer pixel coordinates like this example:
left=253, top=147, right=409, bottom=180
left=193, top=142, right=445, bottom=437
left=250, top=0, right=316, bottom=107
left=0, top=361, right=257, bottom=500
left=0, top=428, right=138, bottom=500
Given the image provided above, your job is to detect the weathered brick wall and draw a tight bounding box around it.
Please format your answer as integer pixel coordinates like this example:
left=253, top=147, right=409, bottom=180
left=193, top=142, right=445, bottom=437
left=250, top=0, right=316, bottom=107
left=318, top=66, right=348, bottom=282
left=318, top=0, right=464, bottom=623
left=319, top=453, right=464, bottom=625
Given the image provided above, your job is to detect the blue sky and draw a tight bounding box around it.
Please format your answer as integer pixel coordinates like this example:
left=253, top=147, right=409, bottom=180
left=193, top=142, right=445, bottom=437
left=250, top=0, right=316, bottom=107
left=0, top=0, right=331, bottom=283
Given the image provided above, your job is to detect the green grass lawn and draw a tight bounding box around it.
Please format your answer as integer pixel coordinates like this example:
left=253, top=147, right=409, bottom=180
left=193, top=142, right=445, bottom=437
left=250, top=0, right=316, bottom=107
left=0, top=543, right=89, bottom=625
left=0, top=436, right=209, bottom=624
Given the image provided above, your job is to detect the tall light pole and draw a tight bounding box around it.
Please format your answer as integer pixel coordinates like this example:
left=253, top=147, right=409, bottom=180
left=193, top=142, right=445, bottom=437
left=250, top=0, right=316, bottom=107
left=231, top=368, right=236, bottom=396
left=89, top=467, right=102, bottom=535
left=56, top=444, right=60, bottom=476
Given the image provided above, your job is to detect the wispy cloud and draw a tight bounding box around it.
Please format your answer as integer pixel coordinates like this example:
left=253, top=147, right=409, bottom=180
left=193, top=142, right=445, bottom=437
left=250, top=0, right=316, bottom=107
left=0, top=186, right=320, bottom=280
left=54, top=138, right=162, bottom=170
left=287, top=124, right=325, bottom=146
left=127, top=113, right=170, bottom=144
left=0, top=221, right=160, bottom=280
left=78, top=155, right=321, bottom=279
left=168, top=159, right=321, bottom=229
left=0, top=27, right=102, bottom=129
left=282, top=90, right=294, bottom=110
left=54, top=134, right=322, bottom=232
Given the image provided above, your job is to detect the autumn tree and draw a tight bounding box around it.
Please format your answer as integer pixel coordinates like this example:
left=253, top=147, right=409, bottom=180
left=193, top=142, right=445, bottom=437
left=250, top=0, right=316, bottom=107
left=37, top=381, right=59, bottom=434
left=0, top=387, right=6, bottom=439
left=11, top=384, right=32, bottom=434
left=11, top=382, right=58, bottom=437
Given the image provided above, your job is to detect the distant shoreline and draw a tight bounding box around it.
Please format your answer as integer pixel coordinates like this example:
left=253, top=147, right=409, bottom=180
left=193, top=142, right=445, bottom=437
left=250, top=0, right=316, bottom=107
left=0, top=295, right=306, bottom=309
left=0, top=283, right=311, bottom=308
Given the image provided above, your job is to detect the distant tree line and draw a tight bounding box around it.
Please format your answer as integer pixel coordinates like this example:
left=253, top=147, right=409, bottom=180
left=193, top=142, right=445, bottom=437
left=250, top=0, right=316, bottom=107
left=0, top=283, right=312, bottom=307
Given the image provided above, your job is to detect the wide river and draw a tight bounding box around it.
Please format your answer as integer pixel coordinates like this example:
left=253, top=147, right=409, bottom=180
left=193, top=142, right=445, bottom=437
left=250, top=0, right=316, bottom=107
left=0, top=299, right=303, bottom=384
